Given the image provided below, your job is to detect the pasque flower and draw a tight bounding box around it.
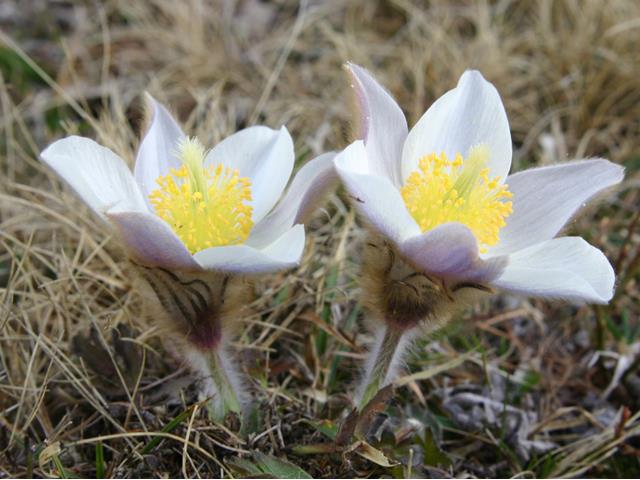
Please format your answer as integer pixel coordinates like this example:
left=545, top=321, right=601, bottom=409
left=41, top=94, right=336, bottom=420
left=42, top=95, right=335, bottom=275
left=335, top=64, right=623, bottom=410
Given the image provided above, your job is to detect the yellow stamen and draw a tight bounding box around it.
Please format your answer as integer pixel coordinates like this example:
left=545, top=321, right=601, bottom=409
left=149, top=137, right=253, bottom=253
left=400, top=145, right=513, bottom=253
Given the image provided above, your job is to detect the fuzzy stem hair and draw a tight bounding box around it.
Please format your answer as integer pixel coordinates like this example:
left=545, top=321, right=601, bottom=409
left=134, top=264, right=251, bottom=422
left=356, top=324, right=411, bottom=410
left=354, top=234, right=470, bottom=410
left=200, top=342, right=245, bottom=421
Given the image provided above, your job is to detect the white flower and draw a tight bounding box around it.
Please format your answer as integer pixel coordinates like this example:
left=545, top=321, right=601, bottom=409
left=335, top=64, right=624, bottom=304
left=41, top=94, right=336, bottom=275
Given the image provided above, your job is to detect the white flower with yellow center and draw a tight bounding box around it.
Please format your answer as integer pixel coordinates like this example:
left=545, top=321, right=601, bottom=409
left=41, top=95, right=337, bottom=421
left=41, top=95, right=336, bottom=275
left=336, top=64, right=623, bottom=305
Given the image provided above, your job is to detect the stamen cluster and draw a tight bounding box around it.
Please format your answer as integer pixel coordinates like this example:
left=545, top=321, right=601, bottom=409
left=149, top=138, right=253, bottom=253
left=401, top=146, right=513, bottom=252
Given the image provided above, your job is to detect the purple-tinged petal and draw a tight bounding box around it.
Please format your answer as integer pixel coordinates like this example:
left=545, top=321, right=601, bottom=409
left=402, top=70, right=512, bottom=183
left=248, top=152, right=337, bottom=248
left=488, top=159, right=624, bottom=256
left=335, top=141, right=420, bottom=244
left=346, top=63, right=408, bottom=187
left=491, top=237, right=615, bottom=304
left=194, top=224, right=305, bottom=275
left=106, top=211, right=201, bottom=271
left=400, top=223, right=506, bottom=282
left=134, top=93, right=185, bottom=201
left=41, top=135, right=148, bottom=219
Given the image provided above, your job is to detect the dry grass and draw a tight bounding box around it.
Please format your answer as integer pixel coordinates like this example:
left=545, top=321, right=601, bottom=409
left=1, top=0, right=640, bottom=477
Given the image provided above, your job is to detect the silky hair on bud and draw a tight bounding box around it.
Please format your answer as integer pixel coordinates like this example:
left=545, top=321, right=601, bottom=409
left=360, top=233, right=463, bottom=331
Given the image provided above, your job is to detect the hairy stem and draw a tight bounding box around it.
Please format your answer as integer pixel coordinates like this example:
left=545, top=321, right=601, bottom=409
left=204, top=347, right=243, bottom=421
left=357, top=325, right=406, bottom=411
left=135, top=265, right=250, bottom=422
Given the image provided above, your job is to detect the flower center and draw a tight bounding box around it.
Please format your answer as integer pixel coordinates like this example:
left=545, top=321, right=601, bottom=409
left=149, top=137, right=253, bottom=254
left=400, top=145, right=513, bottom=253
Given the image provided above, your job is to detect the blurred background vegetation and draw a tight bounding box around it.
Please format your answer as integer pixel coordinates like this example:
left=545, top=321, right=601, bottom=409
left=1, top=0, right=639, bottom=477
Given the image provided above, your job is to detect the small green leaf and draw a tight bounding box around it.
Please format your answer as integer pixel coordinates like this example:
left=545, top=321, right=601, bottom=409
left=327, top=304, right=360, bottom=391
left=0, top=47, right=45, bottom=91
left=606, top=315, right=623, bottom=341
left=227, top=452, right=312, bottom=479
left=240, top=402, right=262, bottom=437
left=420, top=430, right=451, bottom=468
left=274, top=285, right=290, bottom=305
left=51, top=455, right=69, bottom=479
left=225, top=457, right=263, bottom=476
left=141, top=405, right=195, bottom=454
left=95, top=441, right=105, bottom=478
left=316, top=266, right=339, bottom=355
left=302, top=419, right=338, bottom=440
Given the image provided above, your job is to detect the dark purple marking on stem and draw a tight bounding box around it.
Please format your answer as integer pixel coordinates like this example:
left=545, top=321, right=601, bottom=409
left=188, top=313, right=222, bottom=350
left=135, top=263, right=228, bottom=351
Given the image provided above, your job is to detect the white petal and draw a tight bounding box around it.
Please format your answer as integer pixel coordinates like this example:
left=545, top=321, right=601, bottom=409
left=248, top=152, right=337, bottom=248
left=401, top=70, right=512, bottom=183
left=134, top=94, right=185, bottom=200
left=400, top=223, right=506, bottom=281
left=346, top=63, right=408, bottom=187
left=106, top=211, right=201, bottom=270
left=335, top=141, right=420, bottom=244
left=40, top=135, right=148, bottom=219
left=205, top=126, right=294, bottom=223
left=491, top=237, right=615, bottom=304
left=489, top=159, right=624, bottom=256
left=194, top=224, right=305, bottom=274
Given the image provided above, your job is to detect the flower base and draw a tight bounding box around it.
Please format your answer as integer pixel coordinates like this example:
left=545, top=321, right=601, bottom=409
left=133, top=263, right=251, bottom=422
